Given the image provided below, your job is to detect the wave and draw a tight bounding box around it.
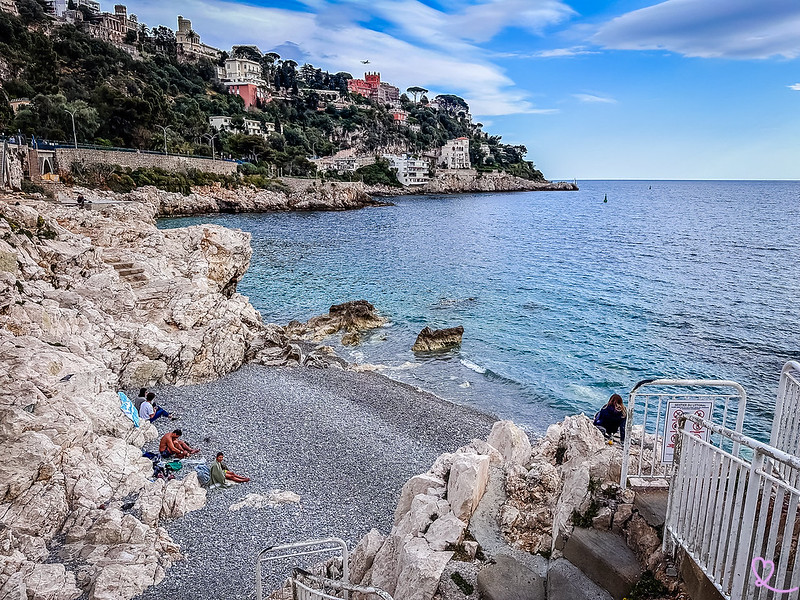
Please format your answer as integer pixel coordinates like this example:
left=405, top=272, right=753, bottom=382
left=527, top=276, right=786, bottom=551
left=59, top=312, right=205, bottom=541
left=460, top=359, right=487, bottom=374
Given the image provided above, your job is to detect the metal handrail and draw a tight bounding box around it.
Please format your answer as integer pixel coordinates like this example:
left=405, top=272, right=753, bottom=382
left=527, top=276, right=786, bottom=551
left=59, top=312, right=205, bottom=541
left=620, top=378, right=747, bottom=486
left=293, top=569, right=394, bottom=599
left=255, top=537, right=349, bottom=600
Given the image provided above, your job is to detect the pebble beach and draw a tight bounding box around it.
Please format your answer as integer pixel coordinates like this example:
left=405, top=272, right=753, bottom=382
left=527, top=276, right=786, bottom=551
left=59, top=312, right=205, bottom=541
left=135, top=363, right=495, bottom=600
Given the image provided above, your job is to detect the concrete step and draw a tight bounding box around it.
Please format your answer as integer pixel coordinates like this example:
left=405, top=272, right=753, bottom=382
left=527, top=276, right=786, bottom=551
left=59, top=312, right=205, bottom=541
left=547, top=558, right=613, bottom=600
left=633, top=489, right=669, bottom=529
left=563, top=528, right=643, bottom=600
left=477, top=554, right=545, bottom=600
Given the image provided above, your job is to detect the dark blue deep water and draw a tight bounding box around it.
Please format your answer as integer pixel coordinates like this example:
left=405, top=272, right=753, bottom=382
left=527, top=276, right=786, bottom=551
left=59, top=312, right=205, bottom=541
left=160, top=180, right=800, bottom=438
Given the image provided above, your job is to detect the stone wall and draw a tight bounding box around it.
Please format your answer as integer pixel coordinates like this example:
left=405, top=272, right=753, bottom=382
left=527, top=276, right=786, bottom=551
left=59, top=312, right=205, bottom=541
left=55, top=148, right=238, bottom=176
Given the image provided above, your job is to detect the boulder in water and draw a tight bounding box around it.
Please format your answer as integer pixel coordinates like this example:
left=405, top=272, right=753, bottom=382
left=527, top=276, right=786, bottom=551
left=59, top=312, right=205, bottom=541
left=412, top=326, right=464, bottom=352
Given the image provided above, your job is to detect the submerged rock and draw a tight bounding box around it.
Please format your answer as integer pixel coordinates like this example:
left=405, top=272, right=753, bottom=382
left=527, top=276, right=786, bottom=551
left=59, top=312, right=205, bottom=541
left=411, top=325, right=464, bottom=352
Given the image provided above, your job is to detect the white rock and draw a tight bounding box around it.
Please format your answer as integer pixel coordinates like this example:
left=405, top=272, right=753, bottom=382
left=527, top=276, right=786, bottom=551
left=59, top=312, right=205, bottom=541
left=424, top=513, right=466, bottom=551
left=487, top=420, right=532, bottom=466
left=349, top=528, right=386, bottom=585
left=393, top=537, right=454, bottom=600
left=393, top=473, right=446, bottom=525
left=447, top=453, right=490, bottom=522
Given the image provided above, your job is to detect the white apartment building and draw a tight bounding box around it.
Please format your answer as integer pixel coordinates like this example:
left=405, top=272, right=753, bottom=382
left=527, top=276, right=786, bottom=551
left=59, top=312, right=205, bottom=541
left=209, top=116, right=275, bottom=138
left=384, top=154, right=431, bottom=187
left=439, top=137, right=471, bottom=170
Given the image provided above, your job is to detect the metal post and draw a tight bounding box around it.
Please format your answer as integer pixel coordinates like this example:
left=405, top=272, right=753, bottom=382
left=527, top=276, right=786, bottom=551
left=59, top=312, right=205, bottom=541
left=157, top=125, right=170, bottom=155
left=731, top=450, right=764, bottom=598
left=64, top=108, right=78, bottom=149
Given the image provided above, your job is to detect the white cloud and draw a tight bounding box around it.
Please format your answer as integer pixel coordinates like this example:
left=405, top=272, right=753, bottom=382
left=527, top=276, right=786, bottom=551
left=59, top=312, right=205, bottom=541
left=573, top=93, right=617, bottom=103
left=789, top=83, right=800, bottom=91
left=124, top=0, right=562, bottom=117
left=593, top=0, right=800, bottom=59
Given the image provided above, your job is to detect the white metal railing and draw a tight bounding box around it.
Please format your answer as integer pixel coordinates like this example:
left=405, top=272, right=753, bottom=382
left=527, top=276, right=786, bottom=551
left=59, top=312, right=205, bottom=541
left=291, top=569, right=394, bottom=600
left=771, top=361, right=800, bottom=461
left=256, top=538, right=349, bottom=600
left=620, top=378, right=747, bottom=486
left=665, top=414, right=800, bottom=600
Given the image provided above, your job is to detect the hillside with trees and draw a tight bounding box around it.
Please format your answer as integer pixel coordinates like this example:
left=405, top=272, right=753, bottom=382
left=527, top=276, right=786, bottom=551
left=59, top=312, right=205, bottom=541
left=0, top=1, right=544, bottom=182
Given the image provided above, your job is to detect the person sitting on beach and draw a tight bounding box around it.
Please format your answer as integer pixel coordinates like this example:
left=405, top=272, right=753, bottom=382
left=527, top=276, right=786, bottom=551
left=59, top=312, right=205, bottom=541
left=210, top=452, right=250, bottom=485
left=138, top=392, right=172, bottom=422
left=159, top=429, right=199, bottom=459
left=593, top=393, right=627, bottom=444
left=134, top=388, right=147, bottom=411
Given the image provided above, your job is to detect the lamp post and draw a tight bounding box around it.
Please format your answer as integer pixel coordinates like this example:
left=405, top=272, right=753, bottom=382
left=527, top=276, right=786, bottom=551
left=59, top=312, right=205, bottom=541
left=202, top=132, right=218, bottom=160
left=156, top=125, right=171, bottom=155
left=64, top=108, right=78, bottom=149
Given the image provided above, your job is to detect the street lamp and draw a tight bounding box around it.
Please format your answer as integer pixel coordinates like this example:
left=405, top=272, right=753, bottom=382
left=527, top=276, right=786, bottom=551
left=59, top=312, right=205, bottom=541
left=64, top=108, right=78, bottom=149
left=202, top=132, right=219, bottom=160
left=156, top=125, right=171, bottom=155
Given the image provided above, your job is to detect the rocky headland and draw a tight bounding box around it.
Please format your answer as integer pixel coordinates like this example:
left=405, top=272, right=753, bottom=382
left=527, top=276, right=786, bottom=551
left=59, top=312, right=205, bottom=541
left=365, top=170, right=578, bottom=197
left=0, top=192, right=341, bottom=599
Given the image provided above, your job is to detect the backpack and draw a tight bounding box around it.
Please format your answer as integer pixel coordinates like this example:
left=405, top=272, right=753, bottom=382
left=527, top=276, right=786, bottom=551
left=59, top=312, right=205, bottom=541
left=195, top=463, right=211, bottom=486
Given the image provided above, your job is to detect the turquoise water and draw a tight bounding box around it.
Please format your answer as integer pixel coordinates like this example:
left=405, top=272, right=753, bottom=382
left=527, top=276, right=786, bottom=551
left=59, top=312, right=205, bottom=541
left=160, top=180, right=800, bottom=437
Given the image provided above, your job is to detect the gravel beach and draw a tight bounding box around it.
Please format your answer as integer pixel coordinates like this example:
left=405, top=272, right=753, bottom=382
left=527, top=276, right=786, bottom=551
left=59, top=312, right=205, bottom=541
left=135, top=363, right=495, bottom=600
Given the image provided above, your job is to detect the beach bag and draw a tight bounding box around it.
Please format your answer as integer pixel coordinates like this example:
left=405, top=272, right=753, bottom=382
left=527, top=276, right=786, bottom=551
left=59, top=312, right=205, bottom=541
left=165, top=460, right=183, bottom=473
left=195, top=464, right=211, bottom=486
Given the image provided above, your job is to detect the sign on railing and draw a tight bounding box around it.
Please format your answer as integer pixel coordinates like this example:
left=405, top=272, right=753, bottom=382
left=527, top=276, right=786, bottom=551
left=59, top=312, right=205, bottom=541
left=664, top=414, right=800, bottom=600
left=620, top=379, right=747, bottom=486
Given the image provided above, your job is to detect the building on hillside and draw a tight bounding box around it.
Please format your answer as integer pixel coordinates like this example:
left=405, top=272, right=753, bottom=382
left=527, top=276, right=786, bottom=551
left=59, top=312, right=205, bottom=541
left=176, top=16, right=222, bottom=61
left=384, top=154, right=431, bottom=187
left=9, top=98, right=31, bottom=113
left=0, top=0, right=19, bottom=15
left=312, top=150, right=376, bottom=173
left=44, top=0, right=66, bottom=16
left=347, top=72, right=400, bottom=106
left=209, top=115, right=275, bottom=138
left=77, top=0, right=100, bottom=14
left=439, top=137, right=471, bottom=169
left=391, top=109, right=408, bottom=124
left=84, top=5, right=138, bottom=49
left=217, top=57, right=270, bottom=109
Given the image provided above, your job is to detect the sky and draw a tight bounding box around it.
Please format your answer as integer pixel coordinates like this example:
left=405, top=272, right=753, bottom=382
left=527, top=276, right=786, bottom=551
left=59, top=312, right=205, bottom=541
left=121, top=0, right=800, bottom=180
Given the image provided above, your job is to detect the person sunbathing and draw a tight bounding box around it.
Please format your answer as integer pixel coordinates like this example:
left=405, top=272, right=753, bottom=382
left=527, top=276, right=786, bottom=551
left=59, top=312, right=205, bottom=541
left=210, top=452, right=250, bottom=485
left=159, top=429, right=199, bottom=459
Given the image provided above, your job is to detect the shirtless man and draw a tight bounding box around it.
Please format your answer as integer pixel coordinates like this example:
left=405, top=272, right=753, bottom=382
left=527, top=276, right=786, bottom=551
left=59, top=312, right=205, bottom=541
left=159, top=429, right=199, bottom=459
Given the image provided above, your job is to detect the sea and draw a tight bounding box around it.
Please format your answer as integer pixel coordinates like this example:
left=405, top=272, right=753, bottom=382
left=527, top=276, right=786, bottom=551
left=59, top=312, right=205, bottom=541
left=159, top=180, right=800, bottom=440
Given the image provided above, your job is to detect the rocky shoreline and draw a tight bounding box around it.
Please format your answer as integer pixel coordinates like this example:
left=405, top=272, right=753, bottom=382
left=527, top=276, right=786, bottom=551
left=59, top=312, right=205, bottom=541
left=0, top=188, right=679, bottom=600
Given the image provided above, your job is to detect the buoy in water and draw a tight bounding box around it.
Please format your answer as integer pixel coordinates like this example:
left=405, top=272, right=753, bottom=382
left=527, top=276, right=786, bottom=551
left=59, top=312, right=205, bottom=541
left=603, top=193, right=607, bottom=203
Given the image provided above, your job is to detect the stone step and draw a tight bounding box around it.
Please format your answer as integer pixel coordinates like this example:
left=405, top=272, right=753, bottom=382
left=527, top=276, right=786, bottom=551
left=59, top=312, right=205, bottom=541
left=108, top=261, right=135, bottom=270
left=477, top=554, right=545, bottom=600
left=547, top=558, right=613, bottom=600
left=563, top=528, right=643, bottom=600
left=633, top=489, right=669, bottom=529
left=117, top=267, right=145, bottom=278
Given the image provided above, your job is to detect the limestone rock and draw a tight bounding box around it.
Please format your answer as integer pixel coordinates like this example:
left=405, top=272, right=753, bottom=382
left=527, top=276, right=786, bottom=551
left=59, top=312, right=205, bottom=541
left=424, top=513, right=467, bottom=551
left=447, top=453, right=490, bottom=522
left=487, top=420, right=532, bottom=466
left=350, top=528, right=386, bottom=586
left=411, top=326, right=464, bottom=352
left=476, top=554, right=545, bottom=600
left=394, top=474, right=447, bottom=525
left=286, top=300, right=387, bottom=341
left=393, top=537, right=454, bottom=600
left=22, top=563, right=82, bottom=600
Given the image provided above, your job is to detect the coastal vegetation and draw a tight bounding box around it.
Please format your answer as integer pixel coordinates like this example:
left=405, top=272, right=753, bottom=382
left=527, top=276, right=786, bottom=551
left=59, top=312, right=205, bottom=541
left=0, top=5, right=543, bottom=184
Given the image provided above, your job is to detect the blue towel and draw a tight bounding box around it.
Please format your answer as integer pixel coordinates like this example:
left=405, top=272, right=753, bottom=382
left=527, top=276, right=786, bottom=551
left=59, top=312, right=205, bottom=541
left=118, top=392, right=140, bottom=427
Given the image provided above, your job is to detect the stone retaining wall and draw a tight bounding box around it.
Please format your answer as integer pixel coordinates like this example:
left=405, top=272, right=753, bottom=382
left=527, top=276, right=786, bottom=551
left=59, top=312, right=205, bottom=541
left=55, top=148, right=238, bottom=176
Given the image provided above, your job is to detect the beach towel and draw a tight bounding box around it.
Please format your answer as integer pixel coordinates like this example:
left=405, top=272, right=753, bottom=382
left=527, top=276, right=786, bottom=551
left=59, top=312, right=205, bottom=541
left=118, top=392, right=140, bottom=427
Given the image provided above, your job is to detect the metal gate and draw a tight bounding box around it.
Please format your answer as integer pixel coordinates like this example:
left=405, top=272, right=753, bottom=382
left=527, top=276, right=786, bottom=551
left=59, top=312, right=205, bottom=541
left=620, top=378, right=747, bottom=486
left=255, top=538, right=393, bottom=600
left=771, top=361, right=800, bottom=462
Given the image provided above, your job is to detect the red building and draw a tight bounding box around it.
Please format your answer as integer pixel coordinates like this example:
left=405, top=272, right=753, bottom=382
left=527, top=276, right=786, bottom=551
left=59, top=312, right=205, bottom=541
left=227, top=83, right=269, bottom=109
left=347, top=72, right=400, bottom=105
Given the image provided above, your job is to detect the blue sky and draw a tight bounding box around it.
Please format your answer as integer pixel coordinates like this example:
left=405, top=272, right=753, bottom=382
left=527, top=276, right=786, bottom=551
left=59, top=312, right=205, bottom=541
left=123, top=0, right=800, bottom=179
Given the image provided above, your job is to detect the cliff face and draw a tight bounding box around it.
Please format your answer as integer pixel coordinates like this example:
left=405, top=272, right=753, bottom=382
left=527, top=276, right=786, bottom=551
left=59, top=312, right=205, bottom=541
left=122, top=180, right=388, bottom=217
left=0, top=196, right=291, bottom=599
left=366, top=169, right=578, bottom=196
